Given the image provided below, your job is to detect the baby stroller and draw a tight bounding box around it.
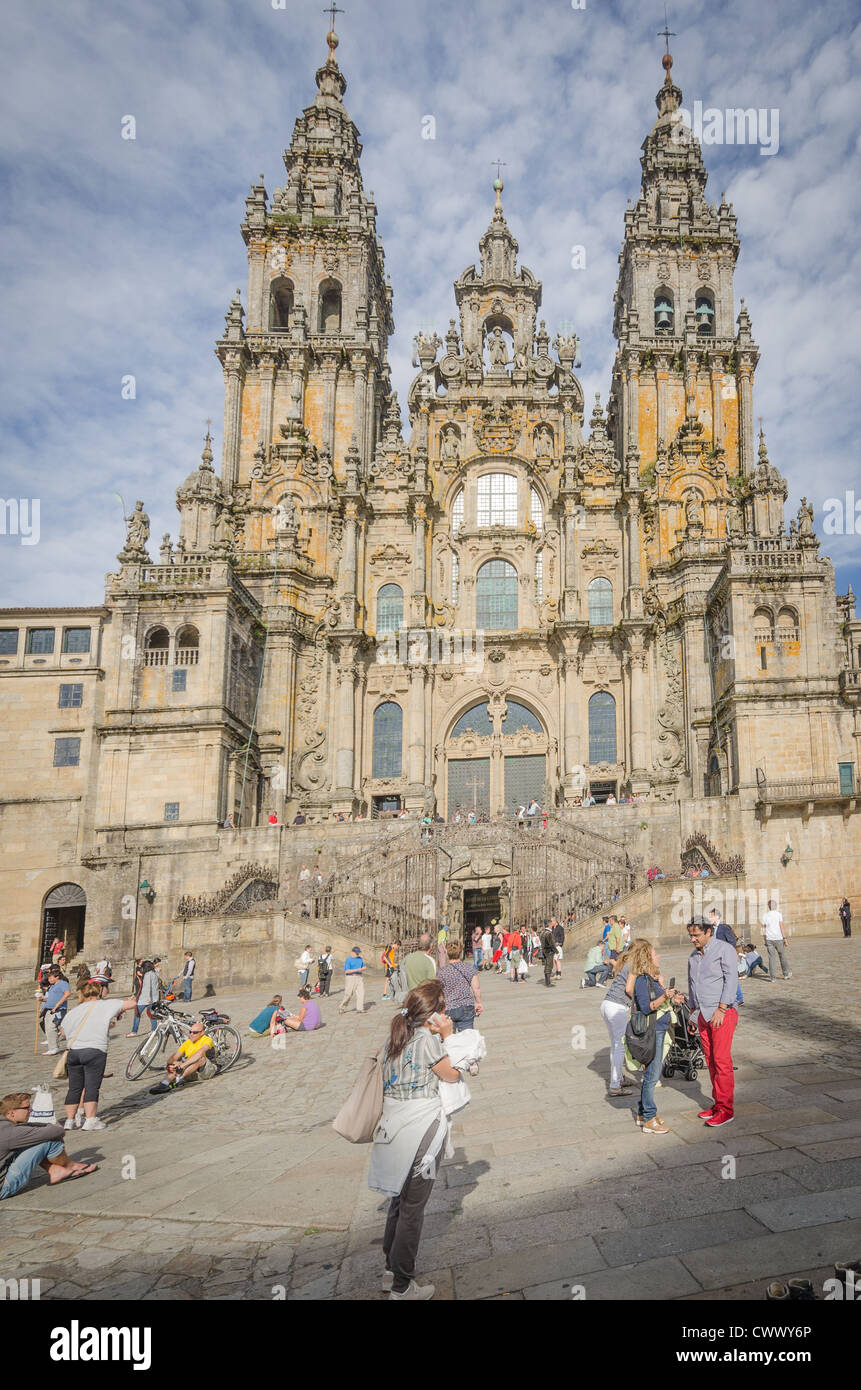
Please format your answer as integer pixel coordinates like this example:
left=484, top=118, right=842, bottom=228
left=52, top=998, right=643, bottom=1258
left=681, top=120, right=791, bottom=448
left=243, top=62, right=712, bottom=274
left=661, top=989, right=706, bottom=1083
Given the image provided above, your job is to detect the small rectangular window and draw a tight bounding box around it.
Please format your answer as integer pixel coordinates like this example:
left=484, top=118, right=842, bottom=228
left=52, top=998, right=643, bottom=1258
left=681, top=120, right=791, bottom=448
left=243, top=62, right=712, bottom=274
left=838, top=762, right=855, bottom=796
left=58, top=683, right=83, bottom=708
left=759, top=647, right=767, bottom=670
left=172, top=669, right=187, bottom=692
left=63, top=628, right=91, bottom=654
left=164, top=802, right=180, bottom=822
left=0, top=629, right=19, bottom=654
left=53, top=737, right=81, bottom=767
left=27, top=628, right=55, bottom=655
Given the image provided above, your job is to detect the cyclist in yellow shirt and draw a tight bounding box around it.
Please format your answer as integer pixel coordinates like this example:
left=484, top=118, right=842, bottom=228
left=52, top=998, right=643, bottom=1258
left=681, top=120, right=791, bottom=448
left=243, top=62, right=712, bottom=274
left=150, top=1022, right=216, bottom=1093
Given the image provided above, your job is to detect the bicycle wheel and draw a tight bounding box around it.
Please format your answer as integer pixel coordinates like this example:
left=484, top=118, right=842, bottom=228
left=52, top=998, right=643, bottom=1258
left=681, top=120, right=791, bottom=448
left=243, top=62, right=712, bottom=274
left=143, top=1028, right=169, bottom=1072
left=125, top=1029, right=163, bottom=1081
left=210, top=1025, right=241, bottom=1072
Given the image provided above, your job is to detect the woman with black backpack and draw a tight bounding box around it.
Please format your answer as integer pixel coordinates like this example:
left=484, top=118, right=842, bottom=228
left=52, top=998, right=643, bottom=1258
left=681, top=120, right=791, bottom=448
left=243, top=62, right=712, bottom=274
left=626, top=940, right=684, bottom=1135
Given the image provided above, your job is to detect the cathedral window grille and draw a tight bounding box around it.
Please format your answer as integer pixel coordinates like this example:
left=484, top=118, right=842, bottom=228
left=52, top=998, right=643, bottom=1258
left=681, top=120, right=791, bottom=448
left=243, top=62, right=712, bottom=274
left=58, top=683, right=83, bottom=708
left=530, top=488, right=543, bottom=531
left=318, top=279, right=342, bottom=334
left=377, top=584, right=404, bottom=633
left=175, top=626, right=200, bottom=666
left=269, top=277, right=294, bottom=331
left=451, top=489, right=464, bottom=536
left=0, top=629, right=18, bottom=654
left=172, top=669, right=187, bottom=692
left=27, top=628, right=55, bottom=655
left=144, top=627, right=170, bottom=667
left=451, top=553, right=459, bottom=603
left=62, top=628, right=91, bottom=654
left=588, top=691, right=617, bottom=764
left=477, top=473, right=518, bottom=528
left=53, top=737, right=81, bottom=767
left=372, top=701, right=403, bottom=778
left=452, top=702, right=494, bottom=738
left=164, top=802, right=180, bottom=822
left=501, top=701, right=543, bottom=734
left=476, top=559, right=518, bottom=631
left=535, top=549, right=543, bottom=602
left=654, top=289, right=674, bottom=335
left=588, top=577, right=613, bottom=626
left=839, top=762, right=856, bottom=796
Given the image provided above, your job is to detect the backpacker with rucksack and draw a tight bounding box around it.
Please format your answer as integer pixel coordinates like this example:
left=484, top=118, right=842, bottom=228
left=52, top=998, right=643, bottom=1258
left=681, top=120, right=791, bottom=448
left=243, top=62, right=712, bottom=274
left=390, top=961, right=410, bottom=1004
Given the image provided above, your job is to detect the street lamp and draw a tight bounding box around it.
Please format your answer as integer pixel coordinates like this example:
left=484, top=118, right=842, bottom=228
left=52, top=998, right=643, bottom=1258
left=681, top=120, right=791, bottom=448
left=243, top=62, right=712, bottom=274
left=781, top=845, right=793, bottom=867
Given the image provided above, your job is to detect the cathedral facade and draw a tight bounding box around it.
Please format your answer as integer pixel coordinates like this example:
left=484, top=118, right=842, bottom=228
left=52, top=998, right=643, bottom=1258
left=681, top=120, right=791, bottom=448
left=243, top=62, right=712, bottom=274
left=2, top=33, right=860, bottom=983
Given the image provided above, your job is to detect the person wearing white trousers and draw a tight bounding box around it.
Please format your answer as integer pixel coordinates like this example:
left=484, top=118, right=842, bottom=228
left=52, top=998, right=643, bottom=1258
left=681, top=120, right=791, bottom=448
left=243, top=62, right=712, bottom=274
left=599, top=962, right=636, bottom=1096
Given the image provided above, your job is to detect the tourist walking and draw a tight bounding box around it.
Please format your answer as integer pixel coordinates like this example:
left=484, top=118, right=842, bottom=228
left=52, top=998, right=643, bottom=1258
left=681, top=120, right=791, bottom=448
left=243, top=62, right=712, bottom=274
left=381, top=942, right=398, bottom=999
left=127, top=959, right=160, bottom=1035
left=552, top=916, right=565, bottom=978
left=339, top=947, right=366, bottom=1015
left=471, top=926, right=483, bottom=968
left=839, top=897, right=852, bottom=938
left=480, top=927, right=492, bottom=970
left=437, top=940, right=482, bottom=1031
left=368, top=980, right=465, bottom=1300
left=605, top=915, right=624, bottom=960
left=541, top=923, right=556, bottom=988
left=403, top=933, right=437, bottom=991
left=297, top=945, right=314, bottom=989
left=684, top=918, right=740, bottom=1126
left=508, top=928, right=523, bottom=983
left=38, top=968, right=71, bottom=1055
left=760, top=900, right=792, bottom=980
left=318, top=947, right=334, bottom=997
left=60, top=980, right=137, bottom=1130
left=0, top=1093, right=97, bottom=1198
left=600, top=948, right=637, bottom=1097
left=181, top=951, right=195, bottom=1002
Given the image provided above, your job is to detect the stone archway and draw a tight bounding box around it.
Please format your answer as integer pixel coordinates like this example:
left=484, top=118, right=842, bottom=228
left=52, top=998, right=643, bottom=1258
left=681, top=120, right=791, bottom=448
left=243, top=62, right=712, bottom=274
left=40, top=882, right=87, bottom=966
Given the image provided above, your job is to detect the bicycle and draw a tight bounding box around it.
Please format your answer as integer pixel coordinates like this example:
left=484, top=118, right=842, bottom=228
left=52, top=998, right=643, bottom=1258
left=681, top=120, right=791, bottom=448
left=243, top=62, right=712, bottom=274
left=125, top=1004, right=242, bottom=1080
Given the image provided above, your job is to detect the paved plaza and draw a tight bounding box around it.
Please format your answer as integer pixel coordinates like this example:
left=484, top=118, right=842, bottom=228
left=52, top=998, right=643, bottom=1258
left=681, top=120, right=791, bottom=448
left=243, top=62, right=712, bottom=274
left=2, top=936, right=860, bottom=1301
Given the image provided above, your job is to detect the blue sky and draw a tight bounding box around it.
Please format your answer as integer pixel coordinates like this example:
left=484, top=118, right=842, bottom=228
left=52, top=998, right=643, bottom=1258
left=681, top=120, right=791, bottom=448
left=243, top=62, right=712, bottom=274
left=1, top=0, right=860, bottom=605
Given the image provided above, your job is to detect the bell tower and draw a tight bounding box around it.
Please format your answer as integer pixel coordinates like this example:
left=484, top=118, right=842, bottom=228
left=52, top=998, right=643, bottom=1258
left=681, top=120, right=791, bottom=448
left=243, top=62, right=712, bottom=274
left=611, top=44, right=761, bottom=576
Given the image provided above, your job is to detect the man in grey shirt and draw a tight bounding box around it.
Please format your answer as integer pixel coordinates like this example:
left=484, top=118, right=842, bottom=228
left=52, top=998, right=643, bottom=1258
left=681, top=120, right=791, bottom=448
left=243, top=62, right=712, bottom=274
left=0, top=1093, right=97, bottom=1199
left=683, top=917, right=740, bottom=1128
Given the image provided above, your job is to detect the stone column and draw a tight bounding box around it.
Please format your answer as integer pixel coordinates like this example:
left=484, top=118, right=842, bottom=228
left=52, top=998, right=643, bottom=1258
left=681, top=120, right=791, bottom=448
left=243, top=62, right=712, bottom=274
left=412, top=501, right=427, bottom=627
left=407, top=664, right=426, bottom=791
left=627, top=355, right=640, bottom=454
left=711, top=356, right=724, bottom=451
left=563, top=655, right=581, bottom=796
left=321, top=353, right=339, bottom=460
left=563, top=499, right=579, bottom=618
left=221, top=365, right=244, bottom=489
left=738, top=360, right=755, bottom=476
left=259, top=359, right=276, bottom=451
left=333, top=658, right=356, bottom=799
left=629, top=641, right=650, bottom=780
left=351, top=355, right=368, bottom=468
left=655, top=353, right=670, bottom=445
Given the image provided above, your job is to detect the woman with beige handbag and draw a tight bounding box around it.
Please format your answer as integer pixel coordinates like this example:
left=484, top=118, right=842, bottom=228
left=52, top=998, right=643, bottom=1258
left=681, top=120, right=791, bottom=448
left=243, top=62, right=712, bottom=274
left=59, top=980, right=137, bottom=1131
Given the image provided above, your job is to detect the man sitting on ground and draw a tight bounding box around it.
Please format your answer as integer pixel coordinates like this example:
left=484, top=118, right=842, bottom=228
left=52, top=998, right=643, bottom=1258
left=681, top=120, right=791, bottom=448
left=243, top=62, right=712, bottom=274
left=0, top=1093, right=97, bottom=1197
left=580, top=940, right=611, bottom=988
left=150, top=1021, right=217, bottom=1093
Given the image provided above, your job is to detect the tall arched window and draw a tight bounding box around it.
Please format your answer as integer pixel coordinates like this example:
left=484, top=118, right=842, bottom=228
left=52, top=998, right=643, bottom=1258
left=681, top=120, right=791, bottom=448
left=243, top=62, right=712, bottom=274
left=477, top=473, right=518, bottom=528
left=476, top=559, right=518, bottom=630
left=144, top=627, right=169, bottom=667
left=654, top=288, right=674, bottom=334
left=269, top=277, right=294, bottom=330
left=451, top=489, right=464, bottom=536
left=451, top=553, right=459, bottom=603
left=530, top=488, right=543, bottom=531
left=452, top=702, right=494, bottom=737
left=373, top=702, right=403, bottom=778
left=176, top=625, right=199, bottom=666
left=376, top=584, right=403, bottom=633
left=318, top=279, right=342, bottom=333
left=588, top=691, right=617, bottom=763
left=588, top=577, right=613, bottom=626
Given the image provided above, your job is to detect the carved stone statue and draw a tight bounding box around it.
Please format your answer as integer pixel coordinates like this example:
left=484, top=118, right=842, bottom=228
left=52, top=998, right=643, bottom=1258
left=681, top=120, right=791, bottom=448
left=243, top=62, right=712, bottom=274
left=277, top=494, right=298, bottom=531
left=488, top=326, right=509, bottom=369
left=440, top=429, right=460, bottom=465
left=159, top=533, right=173, bottom=564
left=535, top=424, right=553, bottom=459
left=513, top=346, right=528, bottom=373
left=684, top=493, right=704, bottom=530
left=127, top=500, right=149, bottom=550
left=465, top=345, right=483, bottom=374
left=797, top=497, right=814, bottom=537
left=212, top=507, right=234, bottom=552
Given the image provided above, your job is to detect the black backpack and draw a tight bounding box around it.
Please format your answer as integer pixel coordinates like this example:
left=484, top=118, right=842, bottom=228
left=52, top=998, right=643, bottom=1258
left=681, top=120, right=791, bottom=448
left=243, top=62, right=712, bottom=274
left=625, top=975, right=659, bottom=1066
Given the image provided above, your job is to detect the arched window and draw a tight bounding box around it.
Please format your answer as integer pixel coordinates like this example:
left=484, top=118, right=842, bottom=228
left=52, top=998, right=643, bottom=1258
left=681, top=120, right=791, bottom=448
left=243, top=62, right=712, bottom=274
left=695, top=289, right=715, bottom=336
left=451, top=553, right=459, bottom=603
left=269, top=276, right=294, bottom=330
left=144, top=627, right=169, bottom=667
left=318, top=279, right=342, bottom=334
left=654, top=288, right=674, bottom=334
left=376, top=584, right=403, bottom=634
left=776, top=606, right=798, bottom=638
left=753, top=607, right=773, bottom=643
left=476, top=559, right=518, bottom=630
left=588, top=691, right=617, bottom=764
left=535, top=549, right=543, bottom=602
left=176, top=625, right=199, bottom=666
left=501, top=701, right=543, bottom=734
left=477, top=473, right=518, bottom=528
left=451, top=489, right=464, bottom=537
left=372, top=702, right=403, bottom=778
left=452, top=702, right=494, bottom=737
left=530, top=488, right=544, bottom=531
left=588, top=577, right=613, bottom=626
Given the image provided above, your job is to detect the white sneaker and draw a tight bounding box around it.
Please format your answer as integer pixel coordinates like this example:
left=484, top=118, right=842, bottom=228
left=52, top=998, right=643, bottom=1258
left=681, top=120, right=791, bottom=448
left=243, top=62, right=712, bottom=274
left=82, top=1117, right=106, bottom=1131
left=580, top=977, right=586, bottom=988
left=74, top=1111, right=85, bottom=1128
left=44, top=1049, right=59, bottom=1056
left=388, top=1279, right=435, bottom=1301
left=64, top=1117, right=75, bottom=1130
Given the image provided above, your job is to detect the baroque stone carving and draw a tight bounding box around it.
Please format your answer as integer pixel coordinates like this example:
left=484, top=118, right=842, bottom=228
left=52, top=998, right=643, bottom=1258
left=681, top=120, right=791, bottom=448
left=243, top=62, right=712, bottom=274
left=177, top=864, right=279, bottom=918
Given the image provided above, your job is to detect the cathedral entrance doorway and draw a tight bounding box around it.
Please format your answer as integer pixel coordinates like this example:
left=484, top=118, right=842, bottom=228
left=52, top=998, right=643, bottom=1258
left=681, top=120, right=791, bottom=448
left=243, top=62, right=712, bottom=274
left=463, top=886, right=500, bottom=949
left=40, top=883, right=87, bottom=966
